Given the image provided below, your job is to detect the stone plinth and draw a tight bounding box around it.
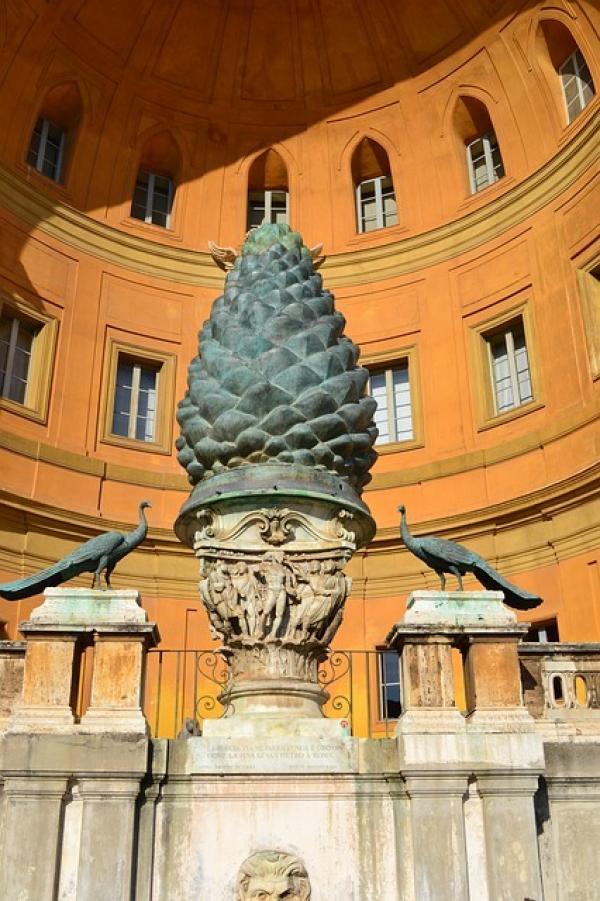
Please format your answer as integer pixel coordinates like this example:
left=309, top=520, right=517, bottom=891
left=9, top=588, right=158, bottom=734
left=387, top=590, right=533, bottom=734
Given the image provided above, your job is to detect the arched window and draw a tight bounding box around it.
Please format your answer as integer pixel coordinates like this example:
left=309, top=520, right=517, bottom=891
left=351, top=138, right=397, bottom=233
left=26, top=83, right=82, bottom=183
left=247, top=149, right=289, bottom=229
left=537, top=21, right=595, bottom=123
left=453, top=96, right=505, bottom=194
left=131, top=131, right=179, bottom=229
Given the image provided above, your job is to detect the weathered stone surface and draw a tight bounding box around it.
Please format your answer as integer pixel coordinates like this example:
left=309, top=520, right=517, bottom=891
left=0, top=641, right=25, bottom=725
left=30, top=587, right=148, bottom=624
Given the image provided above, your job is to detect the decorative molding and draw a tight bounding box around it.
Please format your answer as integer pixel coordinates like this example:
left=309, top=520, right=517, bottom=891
left=0, top=107, right=596, bottom=288
left=0, top=393, right=598, bottom=494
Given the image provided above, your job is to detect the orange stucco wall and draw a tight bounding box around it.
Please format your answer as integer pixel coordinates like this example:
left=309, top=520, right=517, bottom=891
left=0, top=1, right=599, bottom=670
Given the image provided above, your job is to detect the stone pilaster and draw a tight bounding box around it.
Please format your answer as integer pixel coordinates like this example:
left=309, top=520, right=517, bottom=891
left=476, top=772, right=543, bottom=901
left=75, top=776, right=142, bottom=900
left=0, top=775, right=68, bottom=901
left=404, top=772, right=470, bottom=901
left=11, top=630, right=78, bottom=729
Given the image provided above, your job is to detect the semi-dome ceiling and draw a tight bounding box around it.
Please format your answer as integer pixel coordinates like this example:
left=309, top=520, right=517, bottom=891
left=17, top=0, right=523, bottom=123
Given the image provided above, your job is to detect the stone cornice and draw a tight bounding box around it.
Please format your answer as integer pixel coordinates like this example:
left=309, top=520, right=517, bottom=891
left=0, top=107, right=597, bottom=289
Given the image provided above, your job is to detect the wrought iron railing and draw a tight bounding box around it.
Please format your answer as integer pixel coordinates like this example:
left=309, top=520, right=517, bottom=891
left=144, top=643, right=600, bottom=739
left=144, top=647, right=400, bottom=739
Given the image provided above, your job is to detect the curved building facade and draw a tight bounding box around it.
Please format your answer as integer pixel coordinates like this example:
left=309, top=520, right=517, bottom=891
left=0, top=0, right=598, bottom=672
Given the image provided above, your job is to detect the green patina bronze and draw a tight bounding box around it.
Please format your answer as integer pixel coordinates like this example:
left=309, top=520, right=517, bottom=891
left=176, top=223, right=377, bottom=493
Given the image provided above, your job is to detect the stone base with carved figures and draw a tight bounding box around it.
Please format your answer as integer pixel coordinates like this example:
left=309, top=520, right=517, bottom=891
left=175, top=471, right=374, bottom=736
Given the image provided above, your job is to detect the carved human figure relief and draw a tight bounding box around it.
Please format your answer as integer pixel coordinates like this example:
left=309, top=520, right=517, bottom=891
left=235, top=851, right=311, bottom=901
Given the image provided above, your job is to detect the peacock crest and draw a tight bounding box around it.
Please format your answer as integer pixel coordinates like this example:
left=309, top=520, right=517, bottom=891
left=176, top=223, right=377, bottom=492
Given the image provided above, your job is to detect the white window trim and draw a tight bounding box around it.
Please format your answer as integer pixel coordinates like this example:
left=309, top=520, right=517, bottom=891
left=356, top=175, right=396, bottom=233
left=486, top=324, right=532, bottom=415
left=368, top=364, right=413, bottom=445
left=466, top=133, right=501, bottom=194
left=31, top=118, right=65, bottom=181
left=559, top=49, right=594, bottom=122
left=114, top=359, right=159, bottom=442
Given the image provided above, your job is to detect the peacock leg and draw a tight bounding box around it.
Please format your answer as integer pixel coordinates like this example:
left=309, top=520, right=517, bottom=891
left=438, top=572, right=446, bottom=591
left=457, top=573, right=464, bottom=591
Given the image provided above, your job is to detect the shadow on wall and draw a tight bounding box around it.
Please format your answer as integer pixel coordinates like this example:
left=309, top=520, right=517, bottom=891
left=0, top=0, right=541, bottom=297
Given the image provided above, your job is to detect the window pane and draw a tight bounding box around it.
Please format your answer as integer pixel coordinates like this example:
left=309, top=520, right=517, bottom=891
left=513, top=334, right=533, bottom=404
left=27, top=118, right=43, bottom=168
left=135, top=365, right=158, bottom=442
left=369, top=371, right=390, bottom=443
left=379, top=651, right=401, bottom=719
left=150, top=175, right=173, bottom=227
left=490, top=334, right=514, bottom=411
left=131, top=171, right=150, bottom=222
left=248, top=191, right=267, bottom=228
left=0, top=317, right=35, bottom=404
left=392, top=367, right=413, bottom=441
left=112, top=360, right=133, bottom=436
left=41, top=121, right=64, bottom=181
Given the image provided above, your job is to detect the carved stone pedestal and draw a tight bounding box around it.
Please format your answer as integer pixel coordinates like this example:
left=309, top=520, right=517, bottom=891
left=175, top=465, right=374, bottom=736
left=9, top=588, right=158, bottom=734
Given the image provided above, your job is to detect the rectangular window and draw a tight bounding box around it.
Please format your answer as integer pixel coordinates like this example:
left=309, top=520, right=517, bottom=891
left=485, top=318, right=533, bottom=415
left=0, top=313, right=38, bottom=405
left=131, top=171, right=174, bottom=228
left=247, top=190, right=289, bottom=229
left=26, top=117, right=66, bottom=182
left=525, top=618, right=559, bottom=642
left=378, top=651, right=401, bottom=720
left=356, top=175, right=398, bottom=233
left=466, top=132, right=505, bottom=194
left=368, top=362, right=413, bottom=445
left=560, top=49, right=595, bottom=123
left=111, top=356, right=160, bottom=442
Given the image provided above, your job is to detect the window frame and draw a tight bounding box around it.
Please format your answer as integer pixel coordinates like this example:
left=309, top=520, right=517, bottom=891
left=485, top=320, right=533, bottom=416
left=27, top=117, right=66, bottom=183
left=130, top=170, right=174, bottom=229
left=559, top=48, right=595, bottom=123
left=247, top=189, right=289, bottom=229
left=363, top=345, right=423, bottom=453
left=469, top=303, right=543, bottom=430
left=576, top=262, right=600, bottom=381
left=355, top=174, right=398, bottom=233
left=0, top=297, right=58, bottom=423
left=377, top=649, right=402, bottom=722
left=100, top=340, right=176, bottom=455
left=466, top=131, right=505, bottom=195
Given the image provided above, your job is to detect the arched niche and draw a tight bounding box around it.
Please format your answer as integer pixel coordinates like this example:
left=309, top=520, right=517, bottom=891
left=247, top=148, right=289, bottom=229
left=26, top=81, right=83, bottom=183
left=452, top=95, right=505, bottom=194
left=350, top=137, right=397, bottom=233
left=535, top=19, right=595, bottom=124
left=130, top=130, right=181, bottom=229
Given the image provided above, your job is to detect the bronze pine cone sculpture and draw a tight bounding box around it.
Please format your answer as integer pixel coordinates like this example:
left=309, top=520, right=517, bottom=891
left=176, top=223, right=378, bottom=492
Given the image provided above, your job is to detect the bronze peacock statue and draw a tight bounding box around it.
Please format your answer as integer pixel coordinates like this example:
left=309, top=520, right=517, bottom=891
left=398, top=504, right=542, bottom=610
left=0, top=500, right=151, bottom=601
